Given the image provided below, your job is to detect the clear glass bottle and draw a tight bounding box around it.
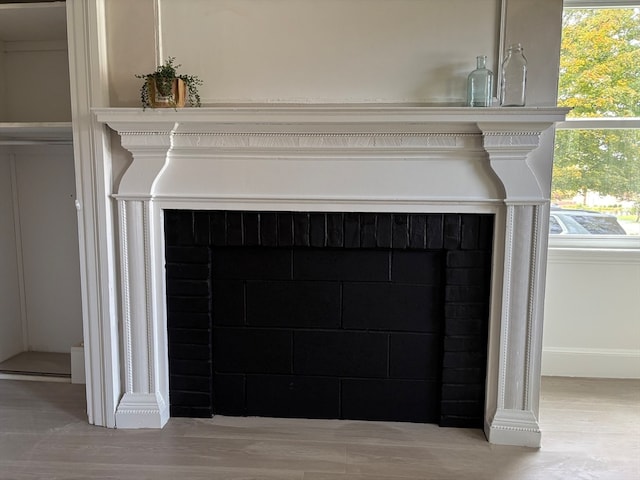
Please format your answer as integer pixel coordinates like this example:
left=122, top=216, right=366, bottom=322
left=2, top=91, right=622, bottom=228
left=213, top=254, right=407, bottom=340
left=467, top=55, right=493, bottom=107
left=500, top=43, right=527, bottom=106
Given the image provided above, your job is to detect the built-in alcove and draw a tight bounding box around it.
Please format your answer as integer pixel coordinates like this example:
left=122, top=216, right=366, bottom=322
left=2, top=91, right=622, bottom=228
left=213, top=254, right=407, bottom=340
left=165, top=210, right=493, bottom=428
left=0, top=1, right=82, bottom=381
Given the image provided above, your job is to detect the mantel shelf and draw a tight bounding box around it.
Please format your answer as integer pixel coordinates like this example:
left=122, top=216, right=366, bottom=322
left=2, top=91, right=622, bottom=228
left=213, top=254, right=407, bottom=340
left=94, top=105, right=570, bottom=133
left=0, top=122, right=73, bottom=145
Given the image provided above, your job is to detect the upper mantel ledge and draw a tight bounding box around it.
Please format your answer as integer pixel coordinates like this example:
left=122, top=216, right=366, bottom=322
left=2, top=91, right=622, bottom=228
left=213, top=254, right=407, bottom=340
left=94, top=106, right=569, bottom=134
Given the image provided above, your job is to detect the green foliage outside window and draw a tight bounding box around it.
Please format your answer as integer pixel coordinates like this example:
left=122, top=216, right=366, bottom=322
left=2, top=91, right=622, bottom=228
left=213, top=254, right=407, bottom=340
left=553, top=129, right=640, bottom=206
left=558, top=9, right=640, bottom=118
left=553, top=8, right=640, bottom=226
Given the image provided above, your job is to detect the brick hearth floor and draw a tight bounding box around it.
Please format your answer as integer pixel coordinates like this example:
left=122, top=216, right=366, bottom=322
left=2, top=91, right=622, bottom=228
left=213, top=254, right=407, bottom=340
left=0, top=377, right=638, bottom=479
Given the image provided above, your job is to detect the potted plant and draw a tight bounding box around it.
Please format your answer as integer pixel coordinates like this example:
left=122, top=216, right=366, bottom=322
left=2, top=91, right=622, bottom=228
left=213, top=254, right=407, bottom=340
left=135, top=57, right=203, bottom=109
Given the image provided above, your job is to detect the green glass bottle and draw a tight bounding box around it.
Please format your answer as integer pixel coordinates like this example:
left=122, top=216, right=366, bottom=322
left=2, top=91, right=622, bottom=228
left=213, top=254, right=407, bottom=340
left=467, top=55, right=493, bottom=107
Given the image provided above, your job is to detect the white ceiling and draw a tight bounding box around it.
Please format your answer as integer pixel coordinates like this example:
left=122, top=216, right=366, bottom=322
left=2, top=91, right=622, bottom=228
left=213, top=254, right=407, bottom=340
left=0, top=2, right=66, bottom=43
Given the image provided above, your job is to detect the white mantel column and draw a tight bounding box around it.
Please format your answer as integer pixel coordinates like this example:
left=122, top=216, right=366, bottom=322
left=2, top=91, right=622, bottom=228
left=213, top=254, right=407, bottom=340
left=479, top=124, right=552, bottom=447
left=113, top=128, right=172, bottom=428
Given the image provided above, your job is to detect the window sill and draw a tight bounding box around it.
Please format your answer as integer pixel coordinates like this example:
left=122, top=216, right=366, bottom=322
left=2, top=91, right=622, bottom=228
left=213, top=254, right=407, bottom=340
left=548, top=236, right=640, bottom=265
left=548, top=235, right=640, bottom=250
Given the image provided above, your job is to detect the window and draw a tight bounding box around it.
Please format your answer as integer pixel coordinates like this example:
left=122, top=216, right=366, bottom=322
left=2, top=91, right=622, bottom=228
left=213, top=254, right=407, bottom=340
left=552, top=1, right=640, bottom=242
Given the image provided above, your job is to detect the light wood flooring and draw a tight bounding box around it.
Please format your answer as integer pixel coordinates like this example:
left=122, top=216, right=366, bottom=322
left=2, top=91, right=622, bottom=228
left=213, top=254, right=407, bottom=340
left=0, top=377, right=638, bottom=479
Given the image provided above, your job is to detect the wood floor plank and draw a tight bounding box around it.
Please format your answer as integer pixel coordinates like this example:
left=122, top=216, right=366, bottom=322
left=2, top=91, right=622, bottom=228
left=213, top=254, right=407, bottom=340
left=164, top=416, right=486, bottom=448
left=0, top=434, right=42, bottom=462
left=21, top=434, right=347, bottom=473
left=345, top=441, right=636, bottom=480
left=0, top=378, right=638, bottom=479
left=303, top=474, right=426, bottom=480
left=0, top=460, right=305, bottom=480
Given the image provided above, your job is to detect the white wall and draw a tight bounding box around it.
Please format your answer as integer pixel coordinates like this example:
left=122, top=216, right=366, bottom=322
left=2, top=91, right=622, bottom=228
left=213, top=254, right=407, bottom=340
left=107, top=0, right=501, bottom=105
left=3, top=42, right=71, bottom=122
left=12, top=145, right=83, bottom=352
left=106, top=0, right=569, bottom=107
left=0, top=24, right=82, bottom=356
left=160, top=0, right=499, bottom=104
left=543, top=250, right=640, bottom=378
left=106, top=0, right=159, bottom=107
left=0, top=147, right=84, bottom=357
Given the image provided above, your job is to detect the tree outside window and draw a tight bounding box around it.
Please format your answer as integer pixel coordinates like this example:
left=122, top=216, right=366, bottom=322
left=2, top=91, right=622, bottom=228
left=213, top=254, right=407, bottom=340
left=552, top=7, right=640, bottom=236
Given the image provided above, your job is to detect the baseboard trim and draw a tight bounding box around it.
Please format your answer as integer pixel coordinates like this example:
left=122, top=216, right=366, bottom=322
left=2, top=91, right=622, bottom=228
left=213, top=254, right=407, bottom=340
left=542, top=347, right=640, bottom=378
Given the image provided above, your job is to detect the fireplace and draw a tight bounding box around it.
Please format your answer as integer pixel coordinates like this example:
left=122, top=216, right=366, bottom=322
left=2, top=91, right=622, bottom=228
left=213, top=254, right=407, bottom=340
left=96, top=105, right=568, bottom=446
left=165, top=210, right=493, bottom=427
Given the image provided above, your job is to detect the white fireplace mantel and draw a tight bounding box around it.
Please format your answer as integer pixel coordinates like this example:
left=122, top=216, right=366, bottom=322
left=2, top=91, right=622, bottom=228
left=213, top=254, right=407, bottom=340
left=95, top=105, right=568, bottom=447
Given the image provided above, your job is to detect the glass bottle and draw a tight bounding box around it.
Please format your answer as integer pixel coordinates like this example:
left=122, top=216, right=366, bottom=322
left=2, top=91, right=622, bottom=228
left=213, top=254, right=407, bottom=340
left=500, top=43, right=527, bottom=106
left=467, top=55, right=493, bottom=107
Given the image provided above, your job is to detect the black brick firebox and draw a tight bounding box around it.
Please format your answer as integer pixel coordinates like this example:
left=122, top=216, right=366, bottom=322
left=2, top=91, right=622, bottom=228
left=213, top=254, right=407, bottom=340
left=165, top=211, right=493, bottom=428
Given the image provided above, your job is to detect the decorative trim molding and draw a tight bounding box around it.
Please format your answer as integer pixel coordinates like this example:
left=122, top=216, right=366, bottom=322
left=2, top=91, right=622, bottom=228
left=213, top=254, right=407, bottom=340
left=143, top=204, right=154, bottom=394
left=488, top=409, right=542, bottom=447
left=484, top=131, right=543, bottom=137
left=497, top=205, right=515, bottom=409
left=115, top=392, right=169, bottom=429
left=115, top=198, right=170, bottom=427
left=121, top=131, right=174, bottom=136
left=67, top=0, right=119, bottom=428
left=524, top=205, right=541, bottom=411
left=117, top=195, right=507, bottom=209
left=118, top=201, right=133, bottom=393
left=175, top=132, right=480, bottom=138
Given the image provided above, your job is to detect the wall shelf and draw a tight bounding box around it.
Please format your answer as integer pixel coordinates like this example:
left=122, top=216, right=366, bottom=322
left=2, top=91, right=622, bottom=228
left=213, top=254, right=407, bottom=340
left=0, top=122, right=72, bottom=145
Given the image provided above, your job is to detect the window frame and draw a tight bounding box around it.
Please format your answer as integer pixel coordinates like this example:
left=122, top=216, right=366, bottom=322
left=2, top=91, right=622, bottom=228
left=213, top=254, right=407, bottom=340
left=550, top=1, right=640, bottom=249
left=564, top=0, right=639, bottom=7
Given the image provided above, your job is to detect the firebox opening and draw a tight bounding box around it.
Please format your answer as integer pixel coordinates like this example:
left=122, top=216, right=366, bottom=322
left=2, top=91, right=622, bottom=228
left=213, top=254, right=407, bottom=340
left=165, top=210, right=493, bottom=429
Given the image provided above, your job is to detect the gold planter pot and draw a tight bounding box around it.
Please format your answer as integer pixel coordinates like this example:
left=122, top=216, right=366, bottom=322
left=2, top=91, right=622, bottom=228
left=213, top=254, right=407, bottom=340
left=148, top=78, right=187, bottom=108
